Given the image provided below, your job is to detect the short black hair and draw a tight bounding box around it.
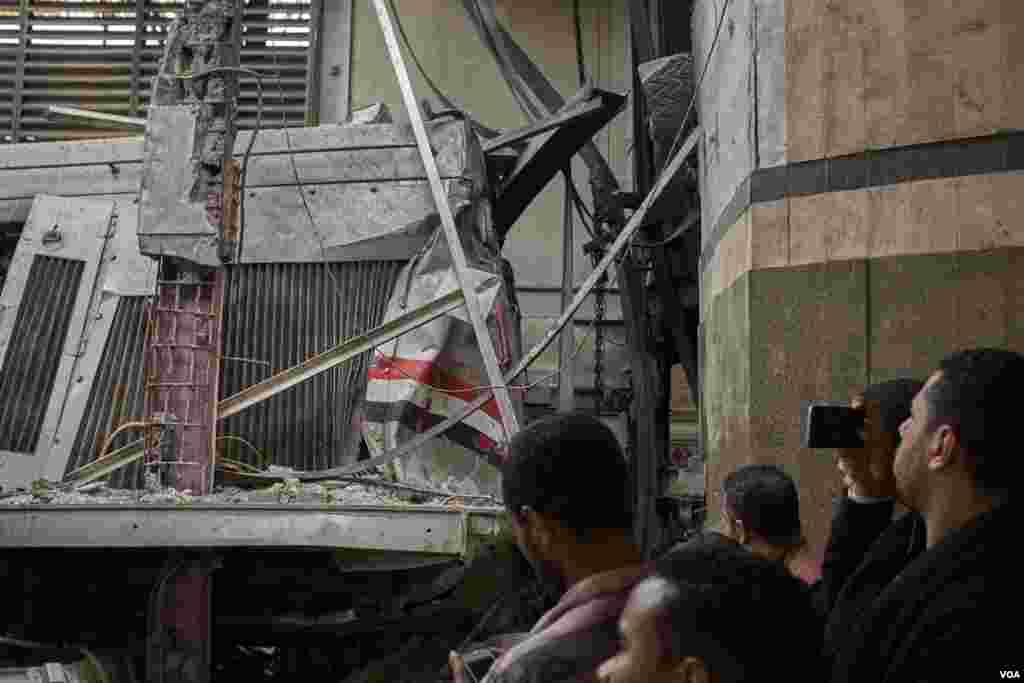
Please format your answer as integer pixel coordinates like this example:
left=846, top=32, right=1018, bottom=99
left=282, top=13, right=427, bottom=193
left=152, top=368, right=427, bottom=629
left=925, top=348, right=1024, bottom=495
left=722, top=464, right=803, bottom=547
left=502, top=412, right=632, bottom=537
left=862, top=378, right=924, bottom=443
left=652, top=538, right=823, bottom=681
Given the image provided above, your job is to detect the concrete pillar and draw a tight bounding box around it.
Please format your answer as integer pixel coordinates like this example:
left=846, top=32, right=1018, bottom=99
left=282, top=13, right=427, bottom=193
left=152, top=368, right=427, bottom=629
left=695, top=0, right=1024, bottom=553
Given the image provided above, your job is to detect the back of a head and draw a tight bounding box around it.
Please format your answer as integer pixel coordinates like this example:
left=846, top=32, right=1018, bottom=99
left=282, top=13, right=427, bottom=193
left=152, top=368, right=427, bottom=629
left=654, top=537, right=823, bottom=681
left=722, top=464, right=802, bottom=547
left=502, top=412, right=632, bottom=538
left=928, top=348, right=1024, bottom=496
left=862, top=377, right=925, bottom=443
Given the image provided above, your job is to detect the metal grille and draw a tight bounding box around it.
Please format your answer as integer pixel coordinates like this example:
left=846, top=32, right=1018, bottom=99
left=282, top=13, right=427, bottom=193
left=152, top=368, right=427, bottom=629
left=65, top=295, right=148, bottom=487
left=0, top=0, right=313, bottom=143
left=219, top=261, right=403, bottom=471
left=0, top=255, right=83, bottom=453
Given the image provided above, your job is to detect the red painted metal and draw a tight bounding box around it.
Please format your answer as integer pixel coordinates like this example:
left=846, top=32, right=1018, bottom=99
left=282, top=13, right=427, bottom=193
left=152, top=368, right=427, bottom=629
left=144, top=269, right=225, bottom=494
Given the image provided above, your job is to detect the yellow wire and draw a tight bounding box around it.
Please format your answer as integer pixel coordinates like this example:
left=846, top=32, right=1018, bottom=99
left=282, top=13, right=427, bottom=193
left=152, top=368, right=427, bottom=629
left=98, top=420, right=149, bottom=461
left=215, top=435, right=266, bottom=466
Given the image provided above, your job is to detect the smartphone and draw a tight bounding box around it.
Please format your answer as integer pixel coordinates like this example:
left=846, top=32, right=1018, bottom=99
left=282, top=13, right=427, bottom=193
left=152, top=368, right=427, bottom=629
left=802, top=403, right=865, bottom=449
left=460, top=649, right=497, bottom=682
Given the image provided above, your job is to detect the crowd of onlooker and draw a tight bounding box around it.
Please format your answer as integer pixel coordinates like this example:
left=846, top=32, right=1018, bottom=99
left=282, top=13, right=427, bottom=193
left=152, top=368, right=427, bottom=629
left=449, top=347, right=1020, bottom=682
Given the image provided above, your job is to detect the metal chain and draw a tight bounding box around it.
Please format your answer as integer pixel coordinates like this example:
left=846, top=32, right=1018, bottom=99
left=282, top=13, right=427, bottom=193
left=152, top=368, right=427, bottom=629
left=586, top=234, right=608, bottom=416
left=593, top=271, right=607, bottom=415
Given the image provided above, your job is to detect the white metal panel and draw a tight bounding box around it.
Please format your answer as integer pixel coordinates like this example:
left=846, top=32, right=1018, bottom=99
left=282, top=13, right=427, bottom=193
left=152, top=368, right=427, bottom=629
left=0, top=195, right=115, bottom=489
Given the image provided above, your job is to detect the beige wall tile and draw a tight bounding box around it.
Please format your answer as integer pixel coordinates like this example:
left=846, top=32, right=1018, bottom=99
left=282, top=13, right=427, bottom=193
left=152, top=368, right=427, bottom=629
left=958, top=172, right=1024, bottom=251
left=821, top=1, right=869, bottom=157
left=788, top=194, right=830, bottom=266
left=903, top=50, right=957, bottom=146
left=906, top=177, right=960, bottom=254
left=824, top=189, right=871, bottom=262
left=1004, top=0, right=1024, bottom=131
left=786, top=0, right=828, bottom=162
left=868, top=183, right=912, bottom=257
left=785, top=0, right=1017, bottom=157
left=952, top=16, right=1008, bottom=138
left=863, top=0, right=910, bottom=149
left=750, top=199, right=790, bottom=270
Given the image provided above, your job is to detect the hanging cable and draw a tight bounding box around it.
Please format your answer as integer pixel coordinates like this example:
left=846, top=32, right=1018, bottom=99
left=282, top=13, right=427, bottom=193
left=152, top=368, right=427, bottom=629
left=573, top=0, right=587, bottom=87
left=387, top=0, right=499, bottom=138
left=662, top=0, right=732, bottom=169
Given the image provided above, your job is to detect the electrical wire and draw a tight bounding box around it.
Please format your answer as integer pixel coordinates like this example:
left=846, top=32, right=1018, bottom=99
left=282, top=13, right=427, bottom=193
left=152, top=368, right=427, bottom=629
left=215, top=434, right=265, bottom=463
left=97, top=420, right=148, bottom=462
left=628, top=210, right=699, bottom=249
left=386, top=0, right=499, bottom=139
left=572, top=0, right=587, bottom=88
left=662, top=0, right=732, bottom=169
left=270, top=56, right=348, bottom=299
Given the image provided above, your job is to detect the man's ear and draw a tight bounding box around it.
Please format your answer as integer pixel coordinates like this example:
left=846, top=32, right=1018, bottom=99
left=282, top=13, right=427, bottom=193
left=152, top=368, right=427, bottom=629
left=724, top=511, right=748, bottom=545
left=674, top=656, right=711, bottom=683
left=927, top=424, right=959, bottom=472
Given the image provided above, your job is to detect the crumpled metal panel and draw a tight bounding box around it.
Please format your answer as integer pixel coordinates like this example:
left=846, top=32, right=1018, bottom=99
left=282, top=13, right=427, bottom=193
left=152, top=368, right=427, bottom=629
left=361, top=200, right=523, bottom=500
left=136, top=105, right=222, bottom=267
left=218, top=261, right=404, bottom=471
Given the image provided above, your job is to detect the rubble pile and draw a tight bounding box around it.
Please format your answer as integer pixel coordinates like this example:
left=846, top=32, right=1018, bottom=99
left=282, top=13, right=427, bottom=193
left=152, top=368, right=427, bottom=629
left=0, top=467, right=501, bottom=508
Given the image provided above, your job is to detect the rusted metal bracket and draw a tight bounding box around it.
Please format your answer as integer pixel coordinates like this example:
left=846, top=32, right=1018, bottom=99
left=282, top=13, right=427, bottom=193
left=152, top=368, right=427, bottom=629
left=373, top=0, right=520, bottom=439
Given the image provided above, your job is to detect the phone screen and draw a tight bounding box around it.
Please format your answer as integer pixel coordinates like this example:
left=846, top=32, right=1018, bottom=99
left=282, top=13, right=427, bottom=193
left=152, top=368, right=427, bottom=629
left=803, top=403, right=865, bottom=449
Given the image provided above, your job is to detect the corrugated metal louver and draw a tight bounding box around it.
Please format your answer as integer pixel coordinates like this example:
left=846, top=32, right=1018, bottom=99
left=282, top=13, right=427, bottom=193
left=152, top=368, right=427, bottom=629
left=0, top=0, right=313, bottom=143
left=0, top=255, right=83, bottom=453
left=219, top=261, right=403, bottom=471
left=64, top=295, right=148, bottom=487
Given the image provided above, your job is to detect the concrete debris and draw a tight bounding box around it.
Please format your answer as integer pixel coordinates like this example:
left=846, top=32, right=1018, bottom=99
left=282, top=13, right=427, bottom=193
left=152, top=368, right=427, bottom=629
left=348, top=102, right=392, bottom=124
left=0, top=474, right=499, bottom=508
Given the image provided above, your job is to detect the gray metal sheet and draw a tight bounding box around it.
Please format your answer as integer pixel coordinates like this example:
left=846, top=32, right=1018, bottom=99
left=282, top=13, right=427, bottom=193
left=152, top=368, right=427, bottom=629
left=0, top=504, right=501, bottom=556
left=0, top=196, right=114, bottom=489
left=239, top=182, right=441, bottom=263
left=219, top=260, right=404, bottom=471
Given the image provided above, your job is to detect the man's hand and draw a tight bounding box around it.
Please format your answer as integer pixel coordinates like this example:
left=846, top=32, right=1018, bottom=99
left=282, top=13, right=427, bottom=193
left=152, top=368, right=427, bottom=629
left=836, top=401, right=899, bottom=500
left=450, top=651, right=469, bottom=683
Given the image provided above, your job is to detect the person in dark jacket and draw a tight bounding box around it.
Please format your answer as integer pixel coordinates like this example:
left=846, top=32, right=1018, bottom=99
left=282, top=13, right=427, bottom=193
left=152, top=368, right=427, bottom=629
left=829, top=349, right=1021, bottom=683
left=818, top=377, right=925, bottom=655
left=721, top=464, right=822, bottom=585
left=450, top=412, right=649, bottom=683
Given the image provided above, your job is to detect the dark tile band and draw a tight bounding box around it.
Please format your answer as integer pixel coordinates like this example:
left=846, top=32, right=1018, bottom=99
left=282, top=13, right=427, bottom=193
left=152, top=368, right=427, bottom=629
left=701, top=131, right=1024, bottom=272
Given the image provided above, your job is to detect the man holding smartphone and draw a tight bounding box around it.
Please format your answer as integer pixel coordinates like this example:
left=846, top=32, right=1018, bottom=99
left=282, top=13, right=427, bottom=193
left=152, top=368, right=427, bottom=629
left=815, top=377, right=925, bottom=653
left=823, top=349, right=1021, bottom=682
